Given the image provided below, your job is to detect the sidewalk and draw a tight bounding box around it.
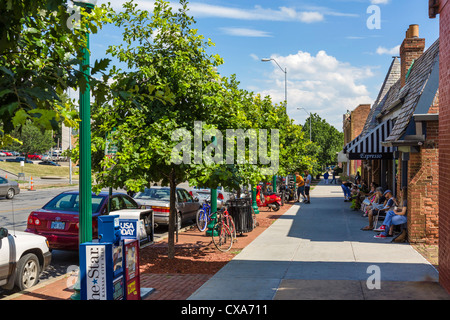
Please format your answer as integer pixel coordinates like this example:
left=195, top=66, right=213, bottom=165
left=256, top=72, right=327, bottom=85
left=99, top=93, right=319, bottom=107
left=4, top=180, right=450, bottom=300
left=188, top=181, right=450, bottom=300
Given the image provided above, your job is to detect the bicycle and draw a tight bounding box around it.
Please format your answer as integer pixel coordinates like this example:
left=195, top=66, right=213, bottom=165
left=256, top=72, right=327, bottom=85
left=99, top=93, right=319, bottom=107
left=211, top=208, right=236, bottom=252
left=196, top=200, right=212, bottom=232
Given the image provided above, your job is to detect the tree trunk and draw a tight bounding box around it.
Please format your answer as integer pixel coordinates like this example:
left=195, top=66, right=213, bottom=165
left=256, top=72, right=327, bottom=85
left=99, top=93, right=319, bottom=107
left=168, top=167, right=176, bottom=259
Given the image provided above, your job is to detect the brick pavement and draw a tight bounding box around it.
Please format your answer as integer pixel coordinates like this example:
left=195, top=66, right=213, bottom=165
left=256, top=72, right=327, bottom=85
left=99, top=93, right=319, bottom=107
left=141, top=274, right=213, bottom=300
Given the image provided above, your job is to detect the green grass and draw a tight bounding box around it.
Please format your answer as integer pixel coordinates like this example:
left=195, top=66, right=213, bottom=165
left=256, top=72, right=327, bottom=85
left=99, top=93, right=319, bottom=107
left=0, top=161, right=79, bottom=178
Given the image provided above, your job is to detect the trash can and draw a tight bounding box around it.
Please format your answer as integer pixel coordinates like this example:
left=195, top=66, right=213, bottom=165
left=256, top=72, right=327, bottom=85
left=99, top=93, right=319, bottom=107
left=226, top=198, right=254, bottom=234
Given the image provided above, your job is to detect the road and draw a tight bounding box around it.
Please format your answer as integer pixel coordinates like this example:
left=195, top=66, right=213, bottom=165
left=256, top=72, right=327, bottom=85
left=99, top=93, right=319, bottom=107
left=0, top=185, right=194, bottom=299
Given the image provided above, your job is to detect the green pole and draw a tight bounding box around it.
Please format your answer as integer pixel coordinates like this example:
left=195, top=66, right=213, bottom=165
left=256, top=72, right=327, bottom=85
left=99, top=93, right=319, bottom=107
left=206, top=188, right=218, bottom=236
left=71, top=2, right=94, bottom=300
left=251, top=185, right=259, bottom=214
left=79, top=30, right=93, bottom=245
left=272, top=175, right=277, bottom=193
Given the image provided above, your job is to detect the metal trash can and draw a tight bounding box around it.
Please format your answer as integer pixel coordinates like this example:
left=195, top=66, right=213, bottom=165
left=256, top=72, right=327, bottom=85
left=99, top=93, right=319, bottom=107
left=226, top=198, right=254, bottom=234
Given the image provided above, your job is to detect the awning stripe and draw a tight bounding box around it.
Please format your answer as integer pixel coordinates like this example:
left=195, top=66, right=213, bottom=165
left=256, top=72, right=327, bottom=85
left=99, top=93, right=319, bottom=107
left=346, top=119, right=394, bottom=154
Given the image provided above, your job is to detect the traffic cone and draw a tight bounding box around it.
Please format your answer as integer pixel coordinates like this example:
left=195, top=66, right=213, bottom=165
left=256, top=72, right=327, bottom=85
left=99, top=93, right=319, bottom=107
left=30, top=176, right=34, bottom=191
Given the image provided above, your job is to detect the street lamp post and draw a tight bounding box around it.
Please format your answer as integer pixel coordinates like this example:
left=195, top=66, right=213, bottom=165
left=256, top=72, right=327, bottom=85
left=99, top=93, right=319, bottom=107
left=70, top=0, right=97, bottom=300
left=261, top=58, right=287, bottom=111
left=262, top=58, right=287, bottom=193
left=298, top=107, right=312, bottom=141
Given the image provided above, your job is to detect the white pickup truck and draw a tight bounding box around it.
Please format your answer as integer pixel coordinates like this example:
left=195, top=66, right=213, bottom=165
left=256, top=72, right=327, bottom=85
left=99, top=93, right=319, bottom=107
left=0, top=227, right=52, bottom=291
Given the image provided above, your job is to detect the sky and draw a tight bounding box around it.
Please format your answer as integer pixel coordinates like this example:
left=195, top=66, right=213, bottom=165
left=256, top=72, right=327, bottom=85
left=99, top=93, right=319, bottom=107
left=87, top=0, right=440, bottom=131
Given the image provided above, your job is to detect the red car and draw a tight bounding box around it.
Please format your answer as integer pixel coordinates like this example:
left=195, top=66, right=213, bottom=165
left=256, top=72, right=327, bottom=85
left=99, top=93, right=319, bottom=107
left=27, top=154, right=42, bottom=160
left=0, top=150, right=12, bottom=156
left=25, top=191, right=154, bottom=250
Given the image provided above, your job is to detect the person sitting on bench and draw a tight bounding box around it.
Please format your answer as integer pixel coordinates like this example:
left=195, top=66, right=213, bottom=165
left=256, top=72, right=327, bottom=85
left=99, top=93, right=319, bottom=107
left=374, top=187, right=407, bottom=238
left=361, top=189, right=395, bottom=231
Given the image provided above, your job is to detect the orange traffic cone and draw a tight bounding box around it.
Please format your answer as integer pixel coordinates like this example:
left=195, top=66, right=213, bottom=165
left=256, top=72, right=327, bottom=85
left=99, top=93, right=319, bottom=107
left=30, top=176, right=34, bottom=191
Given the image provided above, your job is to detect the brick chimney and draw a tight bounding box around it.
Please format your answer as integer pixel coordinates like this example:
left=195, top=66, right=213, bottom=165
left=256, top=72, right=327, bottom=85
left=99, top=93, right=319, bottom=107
left=400, top=24, right=425, bottom=87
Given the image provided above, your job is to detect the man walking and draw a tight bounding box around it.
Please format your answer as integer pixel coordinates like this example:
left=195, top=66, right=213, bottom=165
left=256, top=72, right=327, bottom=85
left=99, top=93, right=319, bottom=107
left=304, top=170, right=312, bottom=204
left=295, top=171, right=306, bottom=202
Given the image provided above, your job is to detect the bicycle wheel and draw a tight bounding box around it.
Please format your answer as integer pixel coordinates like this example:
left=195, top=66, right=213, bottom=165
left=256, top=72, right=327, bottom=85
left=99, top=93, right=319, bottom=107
left=196, top=209, right=208, bottom=231
left=212, top=222, right=233, bottom=252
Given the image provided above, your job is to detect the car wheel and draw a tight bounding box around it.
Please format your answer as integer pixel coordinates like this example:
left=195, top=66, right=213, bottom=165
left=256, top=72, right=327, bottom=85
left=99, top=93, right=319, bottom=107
left=15, top=253, right=40, bottom=291
left=6, top=188, right=15, bottom=199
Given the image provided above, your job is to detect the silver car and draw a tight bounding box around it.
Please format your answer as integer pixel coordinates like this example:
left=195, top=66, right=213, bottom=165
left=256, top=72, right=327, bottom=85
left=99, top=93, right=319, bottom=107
left=133, top=186, right=201, bottom=229
left=189, top=186, right=234, bottom=208
left=0, top=176, right=20, bottom=199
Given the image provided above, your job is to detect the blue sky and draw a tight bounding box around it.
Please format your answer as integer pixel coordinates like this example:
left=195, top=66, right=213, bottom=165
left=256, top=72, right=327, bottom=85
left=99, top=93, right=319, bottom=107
left=89, top=0, right=440, bottom=131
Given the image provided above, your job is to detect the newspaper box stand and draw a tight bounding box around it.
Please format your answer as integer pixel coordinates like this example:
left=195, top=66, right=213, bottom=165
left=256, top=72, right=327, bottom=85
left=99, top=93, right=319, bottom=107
left=124, top=239, right=141, bottom=300
left=80, top=216, right=142, bottom=300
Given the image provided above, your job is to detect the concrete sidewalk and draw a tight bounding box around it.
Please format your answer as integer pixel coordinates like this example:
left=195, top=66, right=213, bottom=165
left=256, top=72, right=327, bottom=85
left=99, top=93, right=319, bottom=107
left=188, top=181, right=450, bottom=300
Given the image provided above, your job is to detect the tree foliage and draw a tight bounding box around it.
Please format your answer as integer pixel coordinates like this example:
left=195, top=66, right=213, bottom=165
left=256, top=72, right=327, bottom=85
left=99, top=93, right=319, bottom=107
left=0, top=0, right=113, bottom=145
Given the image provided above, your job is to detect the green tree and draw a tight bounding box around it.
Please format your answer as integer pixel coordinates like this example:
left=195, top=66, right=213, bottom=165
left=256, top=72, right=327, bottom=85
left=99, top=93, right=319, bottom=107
left=302, top=113, right=344, bottom=173
left=90, top=0, right=227, bottom=258
left=9, top=121, right=54, bottom=155
left=0, top=0, right=113, bottom=146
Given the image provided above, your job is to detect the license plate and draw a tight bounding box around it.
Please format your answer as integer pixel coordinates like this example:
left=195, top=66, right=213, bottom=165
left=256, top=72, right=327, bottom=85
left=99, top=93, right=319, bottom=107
left=51, top=221, right=65, bottom=230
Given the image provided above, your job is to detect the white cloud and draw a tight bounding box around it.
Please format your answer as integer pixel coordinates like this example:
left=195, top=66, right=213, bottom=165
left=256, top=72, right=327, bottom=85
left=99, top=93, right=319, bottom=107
left=376, top=45, right=400, bottom=55
left=220, top=27, right=273, bottom=38
left=371, top=0, right=390, bottom=4
left=257, top=51, right=375, bottom=130
left=250, top=53, right=260, bottom=61
left=108, top=1, right=326, bottom=23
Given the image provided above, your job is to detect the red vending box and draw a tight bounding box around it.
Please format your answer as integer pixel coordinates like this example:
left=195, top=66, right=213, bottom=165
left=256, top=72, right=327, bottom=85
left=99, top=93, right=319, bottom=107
left=124, top=239, right=141, bottom=300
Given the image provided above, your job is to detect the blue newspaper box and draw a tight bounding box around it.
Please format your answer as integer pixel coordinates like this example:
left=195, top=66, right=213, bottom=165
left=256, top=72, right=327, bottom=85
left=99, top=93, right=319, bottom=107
left=80, top=215, right=125, bottom=300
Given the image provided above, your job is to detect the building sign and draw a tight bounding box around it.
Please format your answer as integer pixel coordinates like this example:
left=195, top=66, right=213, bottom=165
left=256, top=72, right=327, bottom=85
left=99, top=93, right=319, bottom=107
left=348, top=152, right=393, bottom=160
left=85, top=245, right=107, bottom=300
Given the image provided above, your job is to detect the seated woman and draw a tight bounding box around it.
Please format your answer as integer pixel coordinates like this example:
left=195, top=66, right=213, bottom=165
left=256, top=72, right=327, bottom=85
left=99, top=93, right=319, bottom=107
left=374, top=187, right=407, bottom=238
left=360, top=182, right=378, bottom=216
left=361, top=187, right=386, bottom=230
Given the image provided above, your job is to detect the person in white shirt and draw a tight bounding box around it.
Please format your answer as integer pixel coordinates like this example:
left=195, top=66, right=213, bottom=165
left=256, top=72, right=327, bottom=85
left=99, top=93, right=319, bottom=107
left=304, top=170, right=312, bottom=204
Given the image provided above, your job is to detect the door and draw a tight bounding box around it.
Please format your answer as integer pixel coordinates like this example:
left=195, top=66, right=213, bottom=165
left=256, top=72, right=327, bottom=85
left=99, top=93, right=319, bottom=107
left=175, top=189, right=186, bottom=219
left=0, top=230, right=14, bottom=284
left=0, top=177, right=7, bottom=196
left=181, top=189, right=197, bottom=219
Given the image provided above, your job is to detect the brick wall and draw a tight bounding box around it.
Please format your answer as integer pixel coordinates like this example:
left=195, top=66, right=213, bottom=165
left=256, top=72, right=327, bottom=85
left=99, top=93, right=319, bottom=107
left=407, top=121, right=439, bottom=244
left=438, top=0, right=450, bottom=295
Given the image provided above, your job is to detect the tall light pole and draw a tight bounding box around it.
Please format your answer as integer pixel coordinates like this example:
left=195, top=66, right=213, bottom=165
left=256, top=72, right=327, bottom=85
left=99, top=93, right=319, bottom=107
left=261, top=58, right=287, bottom=193
left=71, top=0, right=97, bottom=300
left=297, top=107, right=312, bottom=141
left=261, top=58, right=287, bottom=111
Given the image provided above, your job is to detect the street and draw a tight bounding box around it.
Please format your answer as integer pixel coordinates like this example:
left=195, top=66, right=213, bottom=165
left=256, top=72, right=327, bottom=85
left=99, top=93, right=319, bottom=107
left=0, top=185, right=193, bottom=299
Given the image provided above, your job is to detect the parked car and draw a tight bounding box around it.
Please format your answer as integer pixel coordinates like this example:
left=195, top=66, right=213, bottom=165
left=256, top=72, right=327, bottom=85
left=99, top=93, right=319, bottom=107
left=133, top=186, right=201, bottom=229
left=25, top=191, right=154, bottom=251
left=189, top=186, right=234, bottom=208
left=0, top=177, right=20, bottom=199
left=0, top=150, right=12, bottom=156
left=38, top=160, right=61, bottom=166
left=27, top=154, right=42, bottom=160
left=0, top=227, right=52, bottom=291
left=6, top=157, right=33, bottom=164
left=0, top=152, right=6, bottom=157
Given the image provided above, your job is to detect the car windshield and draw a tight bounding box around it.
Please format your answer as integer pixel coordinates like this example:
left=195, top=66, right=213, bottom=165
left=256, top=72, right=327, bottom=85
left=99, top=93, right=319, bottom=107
left=134, top=188, right=170, bottom=201
left=43, top=193, right=105, bottom=214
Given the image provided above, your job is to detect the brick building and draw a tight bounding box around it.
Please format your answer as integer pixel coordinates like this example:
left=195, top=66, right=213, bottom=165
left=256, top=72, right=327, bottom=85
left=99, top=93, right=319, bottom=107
left=344, top=25, right=440, bottom=245
left=342, top=104, right=371, bottom=176
left=343, top=57, right=400, bottom=188
left=429, top=0, right=450, bottom=295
